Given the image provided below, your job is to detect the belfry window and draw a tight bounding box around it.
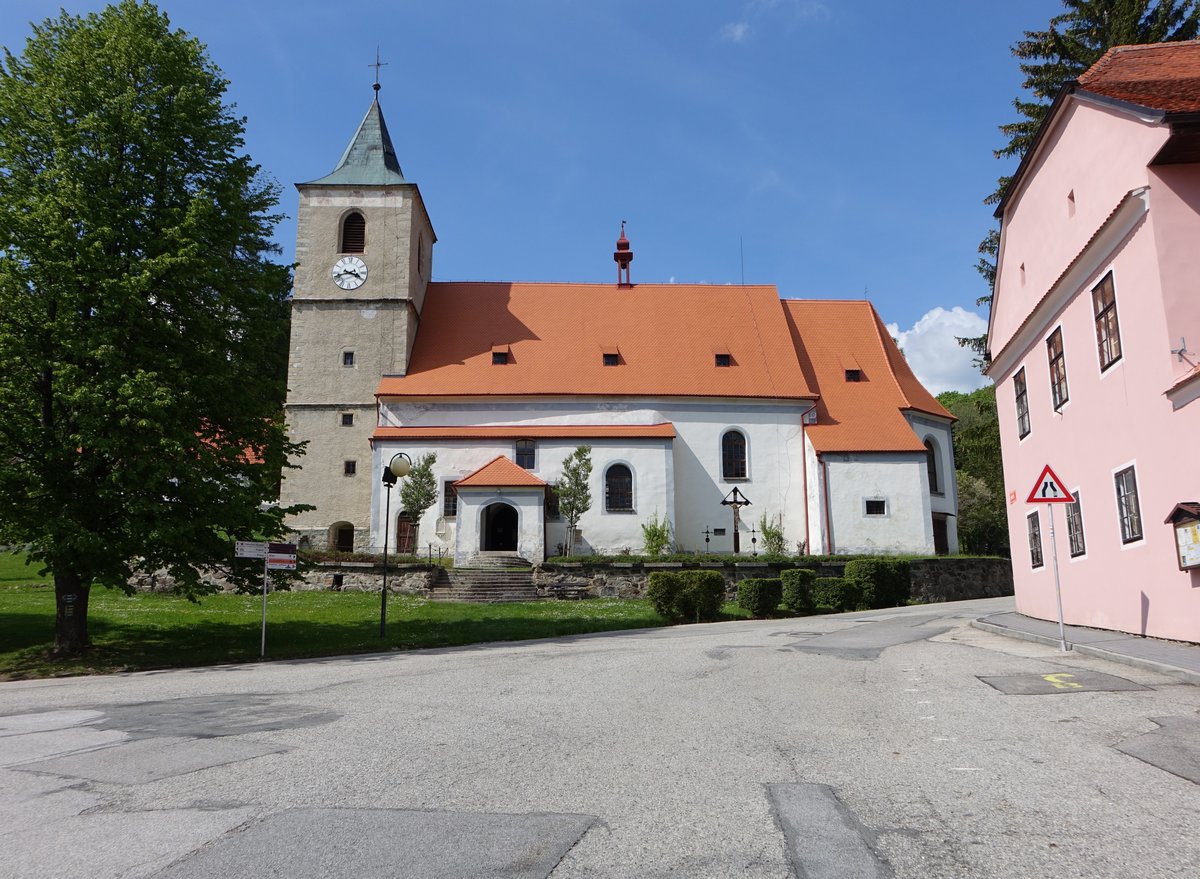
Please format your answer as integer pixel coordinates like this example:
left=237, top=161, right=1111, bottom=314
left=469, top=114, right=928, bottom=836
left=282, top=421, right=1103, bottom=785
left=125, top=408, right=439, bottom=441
left=341, top=212, right=366, bottom=253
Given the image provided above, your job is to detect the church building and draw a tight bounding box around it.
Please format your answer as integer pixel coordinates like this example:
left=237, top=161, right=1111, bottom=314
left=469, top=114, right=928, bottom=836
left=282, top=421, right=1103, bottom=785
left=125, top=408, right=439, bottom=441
left=281, top=91, right=957, bottom=565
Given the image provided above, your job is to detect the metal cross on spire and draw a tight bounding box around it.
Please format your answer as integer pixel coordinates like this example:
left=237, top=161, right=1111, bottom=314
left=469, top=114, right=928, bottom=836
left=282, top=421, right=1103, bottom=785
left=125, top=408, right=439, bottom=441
left=369, top=48, right=388, bottom=92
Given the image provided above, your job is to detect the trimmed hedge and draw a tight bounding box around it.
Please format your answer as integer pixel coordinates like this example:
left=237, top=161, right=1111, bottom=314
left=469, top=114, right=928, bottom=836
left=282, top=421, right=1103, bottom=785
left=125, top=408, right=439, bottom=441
left=737, top=577, right=782, bottom=618
left=813, top=576, right=861, bottom=612
left=843, top=558, right=911, bottom=610
left=780, top=568, right=816, bottom=614
left=646, top=570, right=725, bottom=623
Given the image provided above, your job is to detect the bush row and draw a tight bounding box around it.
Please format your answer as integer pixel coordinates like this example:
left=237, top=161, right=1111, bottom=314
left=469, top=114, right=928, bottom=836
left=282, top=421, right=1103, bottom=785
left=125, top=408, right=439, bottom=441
left=646, top=570, right=726, bottom=623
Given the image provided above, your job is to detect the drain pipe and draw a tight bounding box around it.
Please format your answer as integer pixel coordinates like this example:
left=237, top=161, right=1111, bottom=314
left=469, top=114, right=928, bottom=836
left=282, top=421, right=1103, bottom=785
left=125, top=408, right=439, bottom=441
left=820, top=455, right=834, bottom=555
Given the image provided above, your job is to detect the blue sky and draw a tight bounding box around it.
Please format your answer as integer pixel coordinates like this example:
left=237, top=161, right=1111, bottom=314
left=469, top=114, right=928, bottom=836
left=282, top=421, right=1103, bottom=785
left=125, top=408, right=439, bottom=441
left=2, top=1, right=1066, bottom=392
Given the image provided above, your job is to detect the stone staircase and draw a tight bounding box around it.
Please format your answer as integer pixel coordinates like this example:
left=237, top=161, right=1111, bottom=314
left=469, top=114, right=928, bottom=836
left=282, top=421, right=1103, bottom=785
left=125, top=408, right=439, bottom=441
left=428, top=553, right=540, bottom=603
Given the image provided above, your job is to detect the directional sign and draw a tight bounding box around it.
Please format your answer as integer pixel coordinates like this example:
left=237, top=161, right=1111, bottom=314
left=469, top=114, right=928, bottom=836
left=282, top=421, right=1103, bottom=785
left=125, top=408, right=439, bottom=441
left=266, top=542, right=297, bottom=571
left=1026, top=465, right=1074, bottom=504
left=235, top=540, right=268, bottom=559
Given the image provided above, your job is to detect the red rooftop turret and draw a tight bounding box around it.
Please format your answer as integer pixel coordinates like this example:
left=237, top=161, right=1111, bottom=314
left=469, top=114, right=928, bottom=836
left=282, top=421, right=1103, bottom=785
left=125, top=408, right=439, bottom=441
left=614, top=220, right=633, bottom=287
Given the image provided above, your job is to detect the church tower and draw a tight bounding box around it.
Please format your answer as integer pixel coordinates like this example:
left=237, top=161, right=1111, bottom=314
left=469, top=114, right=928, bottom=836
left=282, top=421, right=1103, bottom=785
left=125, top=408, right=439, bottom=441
left=281, top=90, right=436, bottom=551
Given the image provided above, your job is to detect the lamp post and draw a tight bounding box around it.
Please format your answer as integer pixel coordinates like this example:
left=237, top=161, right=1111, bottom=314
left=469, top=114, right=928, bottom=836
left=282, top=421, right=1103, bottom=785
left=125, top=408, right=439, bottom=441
left=720, top=487, right=752, bottom=553
left=380, top=452, right=413, bottom=638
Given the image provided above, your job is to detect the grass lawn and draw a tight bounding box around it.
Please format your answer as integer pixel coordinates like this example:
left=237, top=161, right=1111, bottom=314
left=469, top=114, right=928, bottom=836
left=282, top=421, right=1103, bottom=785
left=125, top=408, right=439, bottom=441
left=0, top=577, right=753, bottom=680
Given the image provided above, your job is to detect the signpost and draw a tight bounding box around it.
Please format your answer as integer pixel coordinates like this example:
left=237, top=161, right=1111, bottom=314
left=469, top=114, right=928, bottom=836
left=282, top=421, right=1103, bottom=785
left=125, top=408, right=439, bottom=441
left=236, top=540, right=296, bottom=657
left=1026, top=465, right=1074, bottom=652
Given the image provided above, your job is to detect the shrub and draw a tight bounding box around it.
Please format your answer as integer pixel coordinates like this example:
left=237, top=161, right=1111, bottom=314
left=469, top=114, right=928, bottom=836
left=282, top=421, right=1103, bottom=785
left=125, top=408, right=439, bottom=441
left=641, top=512, right=672, bottom=556
left=646, top=571, right=684, bottom=621
left=843, top=558, right=911, bottom=610
left=737, top=577, right=782, bottom=618
left=759, top=513, right=786, bottom=556
left=646, top=569, right=725, bottom=623
left=812, top=577, right=861, bottom=612
left=681, top=569, right=726, bottom=622
left=780, top=568, right=816, bottom=614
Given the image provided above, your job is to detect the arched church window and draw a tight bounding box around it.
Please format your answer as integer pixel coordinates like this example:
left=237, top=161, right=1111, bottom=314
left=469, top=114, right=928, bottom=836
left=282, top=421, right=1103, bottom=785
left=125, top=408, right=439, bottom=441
left=341, top=211, right=366, bottom=253
left=925, top=438, right=941, bottom=495
left=721, top=430, right=747, bottom=479
left=605, top=464, right=633, bottom=512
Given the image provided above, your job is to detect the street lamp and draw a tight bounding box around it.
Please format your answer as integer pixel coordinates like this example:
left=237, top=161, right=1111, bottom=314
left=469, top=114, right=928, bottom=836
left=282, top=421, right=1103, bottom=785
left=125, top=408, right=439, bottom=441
left=380, top=452, right=413, bottom=638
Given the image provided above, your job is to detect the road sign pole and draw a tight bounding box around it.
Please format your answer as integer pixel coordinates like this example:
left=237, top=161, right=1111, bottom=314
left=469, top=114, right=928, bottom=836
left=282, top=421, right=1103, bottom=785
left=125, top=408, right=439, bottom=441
left=261, top=554, right=269, bottom=658
left=1048, top=504, right=1068, bottom=652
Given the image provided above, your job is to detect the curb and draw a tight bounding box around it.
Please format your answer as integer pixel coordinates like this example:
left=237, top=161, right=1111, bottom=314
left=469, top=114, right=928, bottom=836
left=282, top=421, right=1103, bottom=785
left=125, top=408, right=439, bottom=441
left=971, top=618, right=1200, bottom=686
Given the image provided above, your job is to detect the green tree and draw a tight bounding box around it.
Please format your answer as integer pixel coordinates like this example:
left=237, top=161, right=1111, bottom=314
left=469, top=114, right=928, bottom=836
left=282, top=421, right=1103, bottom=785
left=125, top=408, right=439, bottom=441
left=556, top=446, right=592, bottom=556
left=937, top=388, right=1009, bottom=555
left=0, top=1, right=304, bottom=653
left=399, top=453, right=438, bottom=537
left=963, top=0, right=1200, bottom=365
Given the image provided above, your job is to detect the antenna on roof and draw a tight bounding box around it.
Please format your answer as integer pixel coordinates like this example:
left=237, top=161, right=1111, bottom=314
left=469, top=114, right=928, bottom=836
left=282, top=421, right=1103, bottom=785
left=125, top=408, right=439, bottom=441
left=740, top=235, right=745, bottom=286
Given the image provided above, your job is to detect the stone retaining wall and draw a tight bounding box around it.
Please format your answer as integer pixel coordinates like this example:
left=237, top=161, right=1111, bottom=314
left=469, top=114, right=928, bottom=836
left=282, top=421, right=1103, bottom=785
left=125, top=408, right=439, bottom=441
left=537, top=557, right=1012, bottom=602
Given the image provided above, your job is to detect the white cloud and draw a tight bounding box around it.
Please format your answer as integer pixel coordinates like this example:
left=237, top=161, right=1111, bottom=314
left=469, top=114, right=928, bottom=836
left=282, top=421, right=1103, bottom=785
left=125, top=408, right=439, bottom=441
left=720, top=22, right=751, bottom=43
left=721, top=0, right=829, bottom=43
left=886, top=306, right=990, bottom=395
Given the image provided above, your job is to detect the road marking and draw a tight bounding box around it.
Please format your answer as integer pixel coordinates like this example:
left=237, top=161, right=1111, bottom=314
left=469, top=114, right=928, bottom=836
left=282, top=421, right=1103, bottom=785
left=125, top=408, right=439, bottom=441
left=1042, top=673, right=1083, bottom=689
left=951, top=767, right=982, bottom=772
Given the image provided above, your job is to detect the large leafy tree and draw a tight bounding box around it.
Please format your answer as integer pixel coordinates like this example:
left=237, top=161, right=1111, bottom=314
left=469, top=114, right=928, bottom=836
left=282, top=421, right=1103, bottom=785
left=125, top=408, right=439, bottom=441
left=0, top=1, right=303, bottom=652
left=963, top=0, right=1200, bottom=365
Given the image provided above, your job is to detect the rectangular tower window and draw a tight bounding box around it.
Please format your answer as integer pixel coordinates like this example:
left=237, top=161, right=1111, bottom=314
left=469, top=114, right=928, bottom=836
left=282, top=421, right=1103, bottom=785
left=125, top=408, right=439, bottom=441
left=1066, top=491, right=1086, bottom=558
left=343, top=460, right=357, bottom=476
left=1014, top=367, right=1031, bottom=439
left=515, top=439, right=535, bottom=469
left=1093, top=273, right=1122, bottom=371
left=1047, top=328, right=1069, bottom=410
left=340, top=412, right=354, bottom=427
left=1114, top=466, right=1142, bottom=543
left=442, top=480, right=458, bottom=517
left=1027, top=511, right=1043, bottom=568
left=342, top=350, right=355, bottom=367
left=864, top=498, right=887, bottom=516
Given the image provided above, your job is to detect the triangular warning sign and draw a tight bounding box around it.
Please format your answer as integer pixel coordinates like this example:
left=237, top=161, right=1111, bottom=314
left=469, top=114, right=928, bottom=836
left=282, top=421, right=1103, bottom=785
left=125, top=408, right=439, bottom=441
left=1026, top=465, right=1074, bottom=504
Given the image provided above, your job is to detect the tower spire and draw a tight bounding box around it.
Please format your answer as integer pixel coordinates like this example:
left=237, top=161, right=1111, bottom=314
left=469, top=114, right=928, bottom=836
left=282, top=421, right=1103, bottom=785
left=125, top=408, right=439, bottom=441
left=614, top=220, right=633, bottom=287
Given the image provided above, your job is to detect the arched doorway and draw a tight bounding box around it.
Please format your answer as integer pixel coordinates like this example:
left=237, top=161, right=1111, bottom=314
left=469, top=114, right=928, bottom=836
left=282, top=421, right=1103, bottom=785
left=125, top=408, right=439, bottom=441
left=482, top=503, right=518, bottom=551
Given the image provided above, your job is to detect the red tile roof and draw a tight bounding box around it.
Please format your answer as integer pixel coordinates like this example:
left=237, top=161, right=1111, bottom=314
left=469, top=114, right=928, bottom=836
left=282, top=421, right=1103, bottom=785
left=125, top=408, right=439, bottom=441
left=377, top=283, right=814, bottom=400
left=373, top=423, right=676, bottom=441
left=454, top=455, right=548, bottom=488
left=783, top=300, right=953, bottom=453
left=1078, top=40, right=1200, bottom=112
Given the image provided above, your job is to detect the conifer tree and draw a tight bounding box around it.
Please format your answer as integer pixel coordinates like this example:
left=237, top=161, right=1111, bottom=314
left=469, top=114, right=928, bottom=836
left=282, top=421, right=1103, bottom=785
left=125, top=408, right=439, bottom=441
left=963, top=1, right=1200, bottom=365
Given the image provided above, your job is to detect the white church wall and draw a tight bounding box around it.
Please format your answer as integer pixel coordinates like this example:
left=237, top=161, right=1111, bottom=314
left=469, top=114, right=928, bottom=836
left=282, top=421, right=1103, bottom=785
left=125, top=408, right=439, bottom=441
left=824, top=452, right=932, bottom=554
left=906, top=414, right=959, bottom=554
left=376, top=396, right=811, bottom=556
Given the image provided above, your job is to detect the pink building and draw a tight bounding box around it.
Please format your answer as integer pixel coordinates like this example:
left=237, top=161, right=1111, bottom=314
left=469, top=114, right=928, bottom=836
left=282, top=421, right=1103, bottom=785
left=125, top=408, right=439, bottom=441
left=987, top=42, right=1200, bottom=643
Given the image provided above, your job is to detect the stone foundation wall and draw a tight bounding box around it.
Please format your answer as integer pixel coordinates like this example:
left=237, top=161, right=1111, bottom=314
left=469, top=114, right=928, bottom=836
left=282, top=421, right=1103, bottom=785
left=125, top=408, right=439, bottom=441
left=538, top=557, right=1013, bottom=603
left=129, top=563, right=436, bottom=595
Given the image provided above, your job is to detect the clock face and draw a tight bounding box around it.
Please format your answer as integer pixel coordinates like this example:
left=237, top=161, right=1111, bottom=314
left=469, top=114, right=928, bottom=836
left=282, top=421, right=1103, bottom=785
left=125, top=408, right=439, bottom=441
left=332, top=256, right=367, bottom=290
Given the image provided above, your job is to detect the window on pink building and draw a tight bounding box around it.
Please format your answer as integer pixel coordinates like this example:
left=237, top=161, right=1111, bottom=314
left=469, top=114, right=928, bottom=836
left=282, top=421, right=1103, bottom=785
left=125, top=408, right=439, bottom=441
left=1014, top=368, right=1031, bottom=439
left=1027, top=511, right=1043, bottom=568
left=1092, top=273, right=1122, bottom=371
left=1066, top=491, right=1085, bottom=558
left=1047, top=328, right=1069, bottom=410
left=1114, top=466, right=1142, bottom=544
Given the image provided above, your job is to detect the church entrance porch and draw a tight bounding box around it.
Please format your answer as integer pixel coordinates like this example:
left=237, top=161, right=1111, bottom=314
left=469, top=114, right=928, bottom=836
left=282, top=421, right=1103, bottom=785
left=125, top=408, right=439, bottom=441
left=482, top=503, right=518, bottom=551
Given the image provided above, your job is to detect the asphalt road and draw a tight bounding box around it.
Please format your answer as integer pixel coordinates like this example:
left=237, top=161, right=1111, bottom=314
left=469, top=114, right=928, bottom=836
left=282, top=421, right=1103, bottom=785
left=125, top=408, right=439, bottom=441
left=2, top=596, right=1198, bottom=878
